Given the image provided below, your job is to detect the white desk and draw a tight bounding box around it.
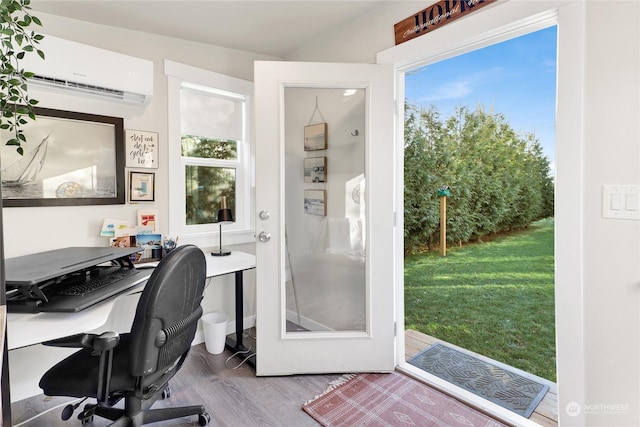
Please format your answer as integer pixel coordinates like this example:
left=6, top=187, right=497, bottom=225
left=7, top=248, right=256, bottom=350
left=7, top=279, right=148, bottom=350
left=202, top=250, right=256, bottom=361
left=7, top=249, right=256, bottom=401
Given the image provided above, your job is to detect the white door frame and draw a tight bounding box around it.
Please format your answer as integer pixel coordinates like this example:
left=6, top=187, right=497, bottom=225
left=377, top=1, right=585, bottom=426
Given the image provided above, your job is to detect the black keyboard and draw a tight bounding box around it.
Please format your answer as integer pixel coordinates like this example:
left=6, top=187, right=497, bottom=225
left=58, top=268, right=140, bottom=296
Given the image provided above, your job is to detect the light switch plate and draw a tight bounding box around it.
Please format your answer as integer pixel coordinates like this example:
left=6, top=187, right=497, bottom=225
left=602, top=185, right=639, bottom=220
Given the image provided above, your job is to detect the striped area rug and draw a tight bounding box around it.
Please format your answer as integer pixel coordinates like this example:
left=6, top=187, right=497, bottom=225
left=303, top=371, right=506, bottom=427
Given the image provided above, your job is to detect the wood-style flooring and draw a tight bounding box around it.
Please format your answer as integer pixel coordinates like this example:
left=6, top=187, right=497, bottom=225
left=11, top=342, right=338, bottom=427
left=11, top=330, right=558, bottom=427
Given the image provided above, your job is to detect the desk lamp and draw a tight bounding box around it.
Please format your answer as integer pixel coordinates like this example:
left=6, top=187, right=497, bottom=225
left=212, top=196, right=234, bottom=256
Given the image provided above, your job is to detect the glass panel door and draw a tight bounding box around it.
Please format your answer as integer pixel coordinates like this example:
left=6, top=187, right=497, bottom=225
left=284, top=87, right=366, bottom=333
left=255, top=61, right=395, bottom=375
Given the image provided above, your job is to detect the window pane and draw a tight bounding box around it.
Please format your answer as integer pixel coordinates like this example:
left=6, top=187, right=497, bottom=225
left=181, top=87, right=244, bottom=141
left=185, top=165, right=236, bottom=225
left=181, top=135, right=237, bottom=160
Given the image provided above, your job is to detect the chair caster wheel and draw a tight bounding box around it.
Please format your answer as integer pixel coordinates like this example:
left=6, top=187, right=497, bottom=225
left=61, top=397, right=88, bottom=421
left=78, top=405, right=95, bottom=424
left=161, top=385, right=172, bottom=399
left=198, top=411, right=211, bottom=426
left=61, top=404, right=75, bottom=420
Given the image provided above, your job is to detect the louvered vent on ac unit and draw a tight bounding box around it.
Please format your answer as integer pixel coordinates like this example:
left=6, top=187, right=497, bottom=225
left=21, top=35, right=153, bottom=105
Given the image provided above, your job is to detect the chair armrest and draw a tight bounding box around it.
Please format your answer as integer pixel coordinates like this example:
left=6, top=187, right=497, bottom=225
left=45, top=331, right=121, bottom=405
left=43, top=331, right=120, bottom=352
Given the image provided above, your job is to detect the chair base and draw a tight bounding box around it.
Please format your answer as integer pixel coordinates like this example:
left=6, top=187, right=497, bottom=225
left=77, top=388, right=210, bottom=426
left=86, top=405, right=209, bottom=426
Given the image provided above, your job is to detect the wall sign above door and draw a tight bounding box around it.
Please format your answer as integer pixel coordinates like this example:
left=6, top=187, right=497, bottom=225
left=394, top=0, right=496, bottom=45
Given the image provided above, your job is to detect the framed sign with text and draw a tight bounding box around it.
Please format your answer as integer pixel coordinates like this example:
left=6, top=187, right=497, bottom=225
left=125, top=129, right=158, bottom=168
left=394, top=0, right=496, bottom=46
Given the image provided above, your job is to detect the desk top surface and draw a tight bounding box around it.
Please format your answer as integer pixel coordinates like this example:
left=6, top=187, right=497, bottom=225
left=7, top=248, right=256, bottom=350
left=203, top=249, right=256, bottom=277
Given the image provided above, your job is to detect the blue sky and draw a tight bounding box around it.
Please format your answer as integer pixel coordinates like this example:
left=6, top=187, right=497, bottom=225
left=405, top=26, right=557, bottom=165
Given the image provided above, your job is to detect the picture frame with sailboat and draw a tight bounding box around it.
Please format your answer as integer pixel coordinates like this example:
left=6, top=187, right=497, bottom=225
left=0, top=107, right=125, bottom=207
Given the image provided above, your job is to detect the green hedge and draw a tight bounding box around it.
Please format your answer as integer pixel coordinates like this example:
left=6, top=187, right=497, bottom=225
left=404, top=103, right=554, bottom=252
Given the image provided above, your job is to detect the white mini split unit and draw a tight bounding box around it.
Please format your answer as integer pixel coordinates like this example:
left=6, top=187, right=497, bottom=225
left=20, top=34, right=153, bottom=105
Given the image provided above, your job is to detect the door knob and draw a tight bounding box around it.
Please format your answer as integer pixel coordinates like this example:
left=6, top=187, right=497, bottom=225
left=258, top=231, right=271, bottom=242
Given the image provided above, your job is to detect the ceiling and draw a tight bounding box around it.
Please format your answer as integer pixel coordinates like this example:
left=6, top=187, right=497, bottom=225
left=30, top=1, right=388, bottom=58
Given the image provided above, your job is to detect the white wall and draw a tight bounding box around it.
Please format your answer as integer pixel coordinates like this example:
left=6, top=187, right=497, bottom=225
left=288, top=1, right=640, bottom=426
left=2, top=11, right=271, bottom=299
left=286, top=1, right=423, bottom=64
left=3, top=12, right=275, bottom=259
left=4, top=12, right=269, bottom=400
left=581, top=2, right=640, bottom=427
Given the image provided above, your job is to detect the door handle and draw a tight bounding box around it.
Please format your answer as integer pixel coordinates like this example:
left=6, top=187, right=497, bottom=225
left=258, top=231, right=271, bottom=243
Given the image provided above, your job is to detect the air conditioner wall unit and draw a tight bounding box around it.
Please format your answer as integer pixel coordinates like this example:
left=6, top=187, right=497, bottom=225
left=20, top=35, right=153, bottom=105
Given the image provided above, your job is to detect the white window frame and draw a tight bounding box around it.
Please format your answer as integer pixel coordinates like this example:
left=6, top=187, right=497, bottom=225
left=165, top=60, right=255, bottom=248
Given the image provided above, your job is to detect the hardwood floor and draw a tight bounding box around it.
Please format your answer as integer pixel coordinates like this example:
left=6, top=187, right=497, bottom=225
left=11, top=342, right=338, bottom=427
left=11, top=330, right=558, bottom=427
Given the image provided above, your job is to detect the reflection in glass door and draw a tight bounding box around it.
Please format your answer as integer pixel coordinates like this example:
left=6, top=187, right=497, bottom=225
left=283, top=87, right=366, bottom=333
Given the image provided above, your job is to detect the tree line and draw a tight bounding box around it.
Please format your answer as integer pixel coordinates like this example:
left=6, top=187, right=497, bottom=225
left=404, top=103, right=554, bottom=253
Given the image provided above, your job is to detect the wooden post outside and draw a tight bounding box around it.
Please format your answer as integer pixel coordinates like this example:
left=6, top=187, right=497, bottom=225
left=437, top=186, right=451, bottom=257
left=440, top=195, right=447, bottom=257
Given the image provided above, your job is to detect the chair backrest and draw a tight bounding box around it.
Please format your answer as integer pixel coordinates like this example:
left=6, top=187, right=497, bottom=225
left=129, top=244, right=207, bottom=377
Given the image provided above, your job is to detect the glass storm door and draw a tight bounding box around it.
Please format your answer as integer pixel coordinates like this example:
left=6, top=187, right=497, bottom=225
left=255, top=61, right=396, bottom=375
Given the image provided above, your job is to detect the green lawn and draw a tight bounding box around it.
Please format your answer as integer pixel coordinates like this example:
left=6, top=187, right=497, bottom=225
left=404, top=218, right=556, bottom=381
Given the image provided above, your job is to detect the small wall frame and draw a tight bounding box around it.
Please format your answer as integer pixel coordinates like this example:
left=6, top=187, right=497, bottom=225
left=304, top=190, right=326, bottom=216
left=129, top=171, right=155, bottom=202
left=304, top=123, right=327, bottom=151
left=304, top=157, right=327, bottom=183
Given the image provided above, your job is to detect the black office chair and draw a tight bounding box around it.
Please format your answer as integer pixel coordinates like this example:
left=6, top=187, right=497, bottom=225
left=39, top=244, right=211, bottom=426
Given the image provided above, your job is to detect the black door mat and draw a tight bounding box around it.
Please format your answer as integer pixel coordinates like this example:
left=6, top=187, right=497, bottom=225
left=408, top=343, right=549, bottom=418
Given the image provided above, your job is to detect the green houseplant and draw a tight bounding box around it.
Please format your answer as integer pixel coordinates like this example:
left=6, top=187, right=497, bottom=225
left=0, top=0, right=44, bottom=415
left=0, top=0, right=44, bottom=155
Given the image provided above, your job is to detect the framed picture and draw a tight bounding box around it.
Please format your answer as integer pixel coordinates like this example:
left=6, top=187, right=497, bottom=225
left=125, top=129, right=158, bottom=168
left=304, top=157, right=327, bottom=183
left=304, top=122, right=327, bottom=151
left=1, top=107, right=125, bottom=207
left=134, top=233, right=163, bottom=262
left=304, top=190, right=326, bottom=216
left=129, top=171, right=155, bottom=202
left=137, top=208, right=159, bottom=232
